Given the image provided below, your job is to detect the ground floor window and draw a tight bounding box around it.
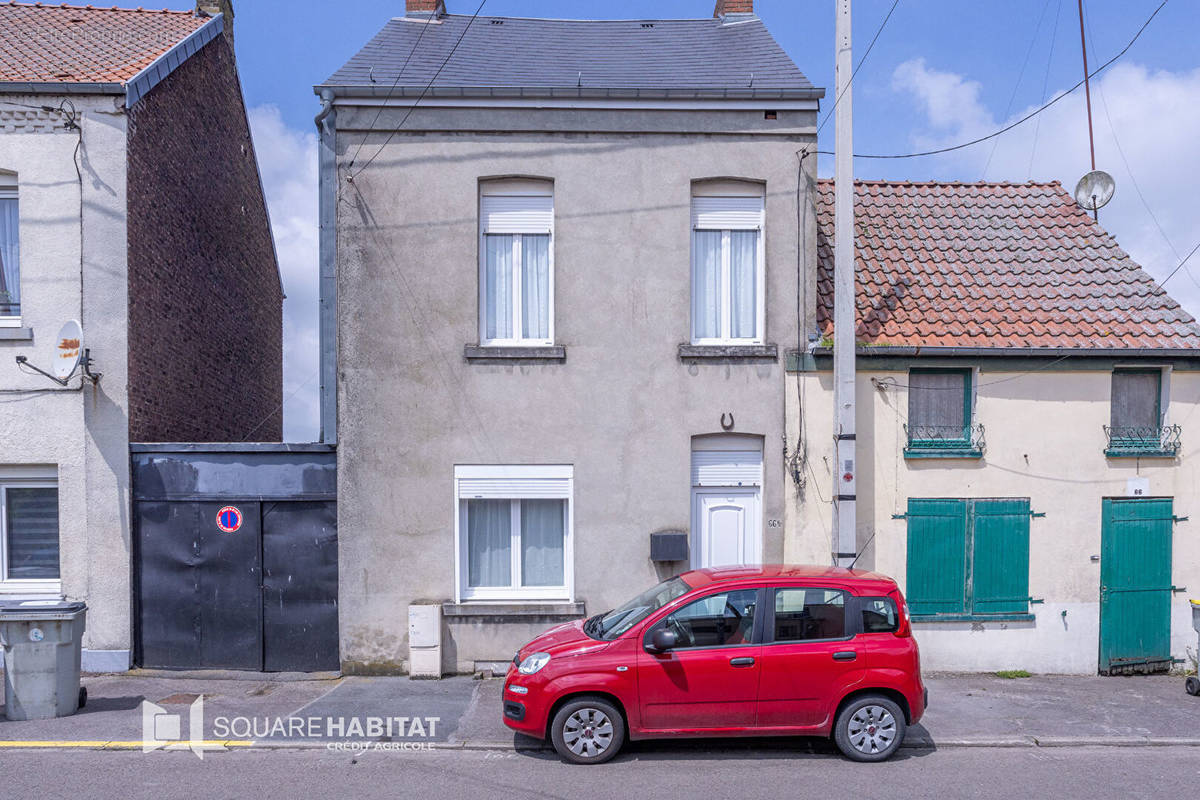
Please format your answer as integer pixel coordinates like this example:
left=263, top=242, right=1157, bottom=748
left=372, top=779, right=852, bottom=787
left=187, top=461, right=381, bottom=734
left=454, top=465, right=572, bottom=601
left=904, top=497, right=1031, bottom=619
left=1, top=479, right=59, bottom=590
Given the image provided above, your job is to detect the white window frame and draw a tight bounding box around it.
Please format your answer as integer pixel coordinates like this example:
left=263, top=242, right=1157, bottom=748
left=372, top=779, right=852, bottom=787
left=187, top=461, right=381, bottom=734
left=0, top=177, right=19, bottom=328
left=478, top=182, right=555, bottom=347
left=690, top=190, right=765, bottom=345
left=0, top=477, right=61, bottom=596
left=453, top=464, right=573, bottom=603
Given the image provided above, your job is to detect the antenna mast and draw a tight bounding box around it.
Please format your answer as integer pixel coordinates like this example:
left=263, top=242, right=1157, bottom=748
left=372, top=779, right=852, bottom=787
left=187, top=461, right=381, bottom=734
left=832, top=0, right=857, bottom=568
left=1077, top=0, right=1096, bottom=171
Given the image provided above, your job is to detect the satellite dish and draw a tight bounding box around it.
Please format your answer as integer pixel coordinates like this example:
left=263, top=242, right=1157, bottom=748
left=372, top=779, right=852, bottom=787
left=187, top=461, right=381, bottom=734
left=1074, top=169, right=1115, bottom=212
left=53, top=320, right=82, bottom=380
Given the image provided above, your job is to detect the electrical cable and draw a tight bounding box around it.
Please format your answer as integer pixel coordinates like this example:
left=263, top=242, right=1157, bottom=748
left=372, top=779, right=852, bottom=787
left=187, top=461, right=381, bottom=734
left=806, top=0, right=1168, bottom=161
left=815, top=0, right=901, bottom=136
left=982, top=0, right=1053, bottom=180
left=346, top=0, right=486, bottom=181
left=344, top=5, right=436, bottom=173
left=1028, top=0, right=1064, bottom=179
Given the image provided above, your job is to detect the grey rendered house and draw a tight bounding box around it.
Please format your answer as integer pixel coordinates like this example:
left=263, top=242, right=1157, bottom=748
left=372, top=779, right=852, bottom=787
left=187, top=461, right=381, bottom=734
left=318, top=0, right=822, bottom=673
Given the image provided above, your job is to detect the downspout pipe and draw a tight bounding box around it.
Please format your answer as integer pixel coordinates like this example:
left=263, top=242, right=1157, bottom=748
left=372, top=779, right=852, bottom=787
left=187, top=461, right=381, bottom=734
left=316, top=88, right=338, bottom=444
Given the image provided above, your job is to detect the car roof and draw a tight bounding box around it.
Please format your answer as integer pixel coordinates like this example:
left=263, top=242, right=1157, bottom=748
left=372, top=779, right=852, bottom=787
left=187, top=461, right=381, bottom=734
left=681, top=564, right=897, bottom=591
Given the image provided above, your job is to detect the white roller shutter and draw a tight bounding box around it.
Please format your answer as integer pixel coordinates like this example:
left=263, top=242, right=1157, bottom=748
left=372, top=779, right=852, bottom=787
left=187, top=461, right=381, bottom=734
left=691, top=450, right=763, bottom=487
left=481, top=195, right=553, bottom=234
left=457, top=477, right=571, bottom=499
left=691, top=196, right=763, bottom=230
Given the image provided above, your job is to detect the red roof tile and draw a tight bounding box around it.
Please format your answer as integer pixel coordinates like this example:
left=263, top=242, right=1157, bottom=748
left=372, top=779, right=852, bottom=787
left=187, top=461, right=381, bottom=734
left=0, top=2, right=208, bottom=85
left=816, top=180, right=1200, bottom=349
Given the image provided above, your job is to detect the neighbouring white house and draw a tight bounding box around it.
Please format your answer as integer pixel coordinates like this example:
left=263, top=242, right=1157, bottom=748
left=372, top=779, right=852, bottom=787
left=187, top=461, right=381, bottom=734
left=786, top=179, right=1200, bottom=675
left=0, top=1, right=281, bottom=671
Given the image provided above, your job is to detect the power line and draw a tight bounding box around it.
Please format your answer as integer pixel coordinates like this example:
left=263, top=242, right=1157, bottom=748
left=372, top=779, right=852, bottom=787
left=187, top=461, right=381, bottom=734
left=808, top=0, right=1168, bottom=161
left=982, top=0, right=1053, bottom=180
left=344, top=8, right=436, bottom=173
left=346, top=0, right=486, bottom=181
left=816, top=0, right=902, bottom=136
left=1027, top=0, right=1064, bottom=179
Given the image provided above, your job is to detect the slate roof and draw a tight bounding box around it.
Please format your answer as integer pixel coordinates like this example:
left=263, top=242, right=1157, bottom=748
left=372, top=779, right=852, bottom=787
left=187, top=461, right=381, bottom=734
left=816, top=180, right=1200, bottom=349
left=321, top=13, right=819, bottom=97
left=0, top=2, right=208, bottom=85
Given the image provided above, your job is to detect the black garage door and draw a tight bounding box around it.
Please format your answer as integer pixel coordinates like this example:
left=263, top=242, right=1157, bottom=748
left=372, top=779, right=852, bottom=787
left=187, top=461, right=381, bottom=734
left=132, top=445, right=338, bottom=672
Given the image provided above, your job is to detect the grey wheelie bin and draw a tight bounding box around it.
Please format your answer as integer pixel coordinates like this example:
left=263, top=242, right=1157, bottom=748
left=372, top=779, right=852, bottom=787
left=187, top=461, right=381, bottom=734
left=0, top=600, right=87, bottom=720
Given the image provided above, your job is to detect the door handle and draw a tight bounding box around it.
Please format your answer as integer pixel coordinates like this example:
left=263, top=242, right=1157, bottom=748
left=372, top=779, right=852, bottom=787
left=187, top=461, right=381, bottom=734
left=729, top=656, right=755, bottom=667
left=832, top=651, right=857, bottom=662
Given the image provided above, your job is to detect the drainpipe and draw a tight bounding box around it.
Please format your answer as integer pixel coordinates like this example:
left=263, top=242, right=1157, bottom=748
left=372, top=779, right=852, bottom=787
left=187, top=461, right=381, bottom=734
left=315, top=88, right=338, bottom=444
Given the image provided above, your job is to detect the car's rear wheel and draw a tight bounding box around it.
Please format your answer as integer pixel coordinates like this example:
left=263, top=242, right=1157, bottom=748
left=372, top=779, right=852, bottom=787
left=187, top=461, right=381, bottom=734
left=833, top=694, right=906, bottom=762
left=549, top=697, right=625, bottom=765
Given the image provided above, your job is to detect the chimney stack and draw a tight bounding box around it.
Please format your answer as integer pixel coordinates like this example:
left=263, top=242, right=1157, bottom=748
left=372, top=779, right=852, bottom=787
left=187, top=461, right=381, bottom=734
left=406, top=0, right=447, bottom=17
left=713, top=0, right=753, bottom=17
left=196, top=0, right=234, bottom=51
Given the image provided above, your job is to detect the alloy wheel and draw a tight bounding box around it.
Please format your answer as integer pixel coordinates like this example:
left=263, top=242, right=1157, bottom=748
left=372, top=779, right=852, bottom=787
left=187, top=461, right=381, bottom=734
left=562, top=707, right=615, bottom=758
left=846, top=704, right=897, bottom=755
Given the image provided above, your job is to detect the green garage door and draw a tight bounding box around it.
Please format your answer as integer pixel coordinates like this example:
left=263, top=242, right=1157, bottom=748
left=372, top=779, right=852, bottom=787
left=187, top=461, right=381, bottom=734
left=1099, top=497, right=1174, bottom=675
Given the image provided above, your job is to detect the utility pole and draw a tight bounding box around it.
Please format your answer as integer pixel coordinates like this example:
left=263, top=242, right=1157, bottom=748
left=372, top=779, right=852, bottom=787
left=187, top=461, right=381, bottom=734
left=832, top=0, right=857, bottom=568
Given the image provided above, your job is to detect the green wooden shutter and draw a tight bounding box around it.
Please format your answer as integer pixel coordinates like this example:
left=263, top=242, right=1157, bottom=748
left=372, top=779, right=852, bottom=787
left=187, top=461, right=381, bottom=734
left=905, top=498, right=968, bottom=615
left=970, top=498, right=1031, bottom=615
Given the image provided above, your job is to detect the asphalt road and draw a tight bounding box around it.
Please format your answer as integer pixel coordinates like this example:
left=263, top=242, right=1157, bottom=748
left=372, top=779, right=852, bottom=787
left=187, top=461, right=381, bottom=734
left=6, top=744, right=1199, bottom=800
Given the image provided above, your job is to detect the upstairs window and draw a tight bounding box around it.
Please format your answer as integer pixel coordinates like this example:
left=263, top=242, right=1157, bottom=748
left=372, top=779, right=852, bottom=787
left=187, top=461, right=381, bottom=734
left=691, top=184, right=764, bottom=344
left=905, top=368, right=982, bottom=457
left=0, top=173, right=18, bottom=320
left=479, top=181, right=553, bottom=346
left=1106, top=368, right=1178, bottom=456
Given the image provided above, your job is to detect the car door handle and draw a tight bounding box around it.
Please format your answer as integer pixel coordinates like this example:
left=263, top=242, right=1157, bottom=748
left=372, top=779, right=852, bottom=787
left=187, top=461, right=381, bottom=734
left=729, top=656, right=755, bottom=667
left=832, top=651, right=857, bottom=662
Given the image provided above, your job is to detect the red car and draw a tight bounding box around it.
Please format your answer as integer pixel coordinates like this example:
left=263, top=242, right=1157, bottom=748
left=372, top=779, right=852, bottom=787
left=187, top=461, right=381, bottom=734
left=503, top=565, right=926, bottom=764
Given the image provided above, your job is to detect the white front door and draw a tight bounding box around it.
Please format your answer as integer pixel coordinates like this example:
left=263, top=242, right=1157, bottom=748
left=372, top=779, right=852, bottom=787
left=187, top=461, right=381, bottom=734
left=692, top=488, right=761, bottom=568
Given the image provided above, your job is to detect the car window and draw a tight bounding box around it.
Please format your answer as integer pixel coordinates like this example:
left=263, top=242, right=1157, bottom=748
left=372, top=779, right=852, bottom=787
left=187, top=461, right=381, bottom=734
left=861, top=596, right=899, bottom=633
left=772, top=588, right=847, bottom=642
left=657, top=588, right=757, bottom=648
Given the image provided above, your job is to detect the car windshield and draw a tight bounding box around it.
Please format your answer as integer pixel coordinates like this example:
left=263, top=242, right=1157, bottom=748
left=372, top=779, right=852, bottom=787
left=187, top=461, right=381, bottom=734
left=584, top=576, right=691, bottom=640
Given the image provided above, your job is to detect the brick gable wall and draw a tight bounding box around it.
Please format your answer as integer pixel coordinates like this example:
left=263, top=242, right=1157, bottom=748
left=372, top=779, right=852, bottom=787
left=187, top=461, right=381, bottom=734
left=126, top=35, right=282, bottom=442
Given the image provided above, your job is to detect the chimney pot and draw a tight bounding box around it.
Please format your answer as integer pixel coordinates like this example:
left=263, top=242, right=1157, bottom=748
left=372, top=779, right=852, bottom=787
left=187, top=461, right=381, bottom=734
left=713, top=0, right=753, bottom=17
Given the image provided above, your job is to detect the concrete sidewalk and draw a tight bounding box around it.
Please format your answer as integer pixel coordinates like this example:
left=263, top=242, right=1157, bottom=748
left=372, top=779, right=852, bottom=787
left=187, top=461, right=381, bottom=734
left=0, top=670, right=1197, bottom=751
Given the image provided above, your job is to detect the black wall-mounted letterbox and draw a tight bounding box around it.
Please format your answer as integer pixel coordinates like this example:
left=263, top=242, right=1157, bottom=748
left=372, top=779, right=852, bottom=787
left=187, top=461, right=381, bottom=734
left=650, top=530, right=689, bottom=562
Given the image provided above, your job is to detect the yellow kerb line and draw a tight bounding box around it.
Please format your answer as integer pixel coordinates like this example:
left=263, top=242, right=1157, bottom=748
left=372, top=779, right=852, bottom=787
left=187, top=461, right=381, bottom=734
left=0, top=740, right=255, bottom=748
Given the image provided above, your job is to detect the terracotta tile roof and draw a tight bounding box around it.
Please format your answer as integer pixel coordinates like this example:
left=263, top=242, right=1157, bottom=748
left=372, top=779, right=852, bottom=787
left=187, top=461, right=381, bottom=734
left=0, top=2, right=208, bottom=85
left=816, top=180, right=1200, bottom=349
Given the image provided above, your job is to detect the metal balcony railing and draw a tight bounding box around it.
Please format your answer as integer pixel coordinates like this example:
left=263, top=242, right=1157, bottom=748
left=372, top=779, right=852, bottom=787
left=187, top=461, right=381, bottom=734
left=904, top=423, right=986, bottom=454
left=1103, top=425, right=1182, bottom=457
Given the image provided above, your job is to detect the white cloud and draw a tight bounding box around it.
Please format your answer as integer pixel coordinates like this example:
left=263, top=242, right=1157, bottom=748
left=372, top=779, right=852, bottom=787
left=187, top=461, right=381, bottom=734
left=891, top=58, right=1200, bottom=318
left=248, top=105, right=320, bottom=442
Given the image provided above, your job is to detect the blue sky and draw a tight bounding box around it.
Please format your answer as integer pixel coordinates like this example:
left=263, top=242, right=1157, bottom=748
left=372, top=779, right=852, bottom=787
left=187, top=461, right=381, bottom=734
left=178, top=0, right=1200, bottom=439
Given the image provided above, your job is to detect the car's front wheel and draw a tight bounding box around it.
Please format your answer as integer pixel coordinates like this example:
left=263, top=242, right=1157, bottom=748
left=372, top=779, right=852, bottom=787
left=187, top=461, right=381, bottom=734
left=549, top=697, right=625, bottom=765
left=833, top=694, right=906, bottom=762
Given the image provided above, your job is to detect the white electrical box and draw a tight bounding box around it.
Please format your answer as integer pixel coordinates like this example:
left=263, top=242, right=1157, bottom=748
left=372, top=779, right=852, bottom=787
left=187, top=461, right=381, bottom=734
left=408, top=604, right=442, bottom=679
left=408, top=604, right=441, bottom=648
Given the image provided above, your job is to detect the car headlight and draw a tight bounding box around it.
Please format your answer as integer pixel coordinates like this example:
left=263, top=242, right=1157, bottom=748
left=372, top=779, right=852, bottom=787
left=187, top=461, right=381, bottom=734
left=518, top=652, right=551, bottom=675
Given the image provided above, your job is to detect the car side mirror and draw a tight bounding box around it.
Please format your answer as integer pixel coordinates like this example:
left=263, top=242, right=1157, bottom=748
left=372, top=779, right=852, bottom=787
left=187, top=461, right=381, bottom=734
left=649, top=628, right=677, bottom=653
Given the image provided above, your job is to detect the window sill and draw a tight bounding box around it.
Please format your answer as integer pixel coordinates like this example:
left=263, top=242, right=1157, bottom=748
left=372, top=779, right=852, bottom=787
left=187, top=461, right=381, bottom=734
left=1104, top=449, right=1179, bottom=459
left=0, top=581, right=62, bottom=597
left=0, top=326, right=33, bottom=341
left=443, top=601, right=585, bottom=619
left=903, top=446, right=983, bottom=459
left=678, top=343, right=778, bottom=361
left=912, top=613, right=1034, bottom=623
left=464, top=345, right=566, bottom=362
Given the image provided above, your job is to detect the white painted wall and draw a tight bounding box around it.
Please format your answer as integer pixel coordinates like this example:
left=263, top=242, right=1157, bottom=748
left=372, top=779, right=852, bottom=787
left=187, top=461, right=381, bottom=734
left=0, top=94, right=130, bottom=671
left=786, top=367, right=1200, bottom=675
